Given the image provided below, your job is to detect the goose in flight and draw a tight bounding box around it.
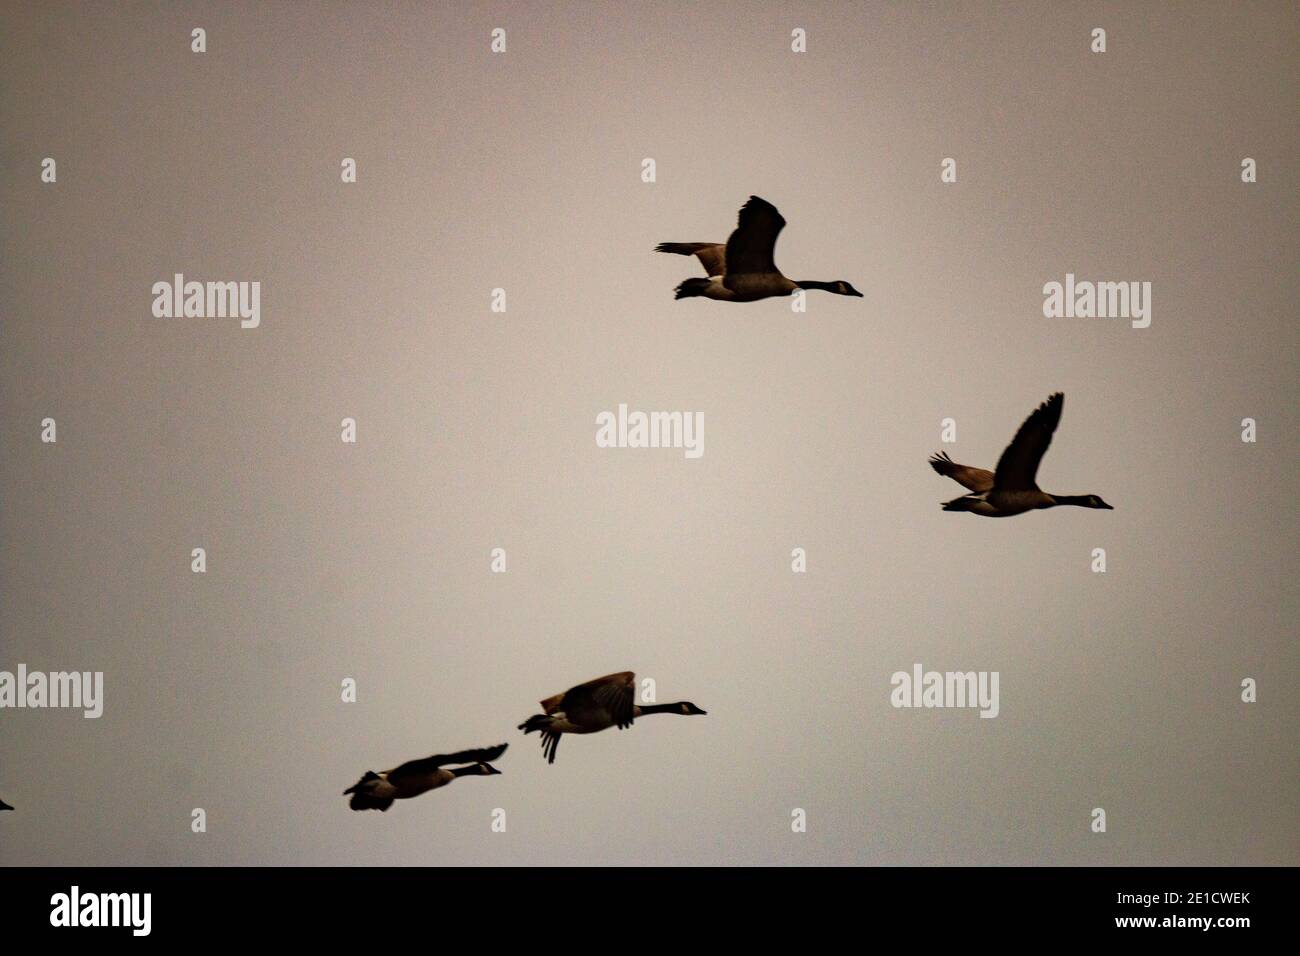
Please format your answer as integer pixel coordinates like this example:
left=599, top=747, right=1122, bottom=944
left=929, top=393, right=1113, bottom=517
left=343, top=743, right=507, bottom=812
left=656, top=196, right=863, bottom=302
left=518, top=671, right=707, bottom=764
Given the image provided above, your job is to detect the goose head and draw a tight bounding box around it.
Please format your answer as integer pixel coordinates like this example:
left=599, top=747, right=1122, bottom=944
left=472, top=762, right=503, bottom=775
left=1082, top=495, right=1113, bottom=510
left=678, top=702, right=708, bottom=716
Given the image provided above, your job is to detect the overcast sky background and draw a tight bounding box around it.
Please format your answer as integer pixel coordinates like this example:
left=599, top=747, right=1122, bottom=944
left=1, top=1, right=1296, bottom=865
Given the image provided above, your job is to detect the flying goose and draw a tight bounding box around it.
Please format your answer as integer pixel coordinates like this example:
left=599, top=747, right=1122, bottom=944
left=343, top=743, right=507, bottom=812
left=657, top=196, right=863, bottom=302
left=929, top=393, right=1113, bottom=517
left=518, top=671, right=706, bottom=764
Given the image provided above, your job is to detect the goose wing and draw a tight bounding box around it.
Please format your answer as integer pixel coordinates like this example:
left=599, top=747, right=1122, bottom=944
left=993, top=393, right=1064, bottom=491
left=560, top=671, right=636, bottom=729
left=386, top=743, right=508, bottom=781
left=655, top=242, right=727, bottom=276
left=928, top=451, right=994, bottom=493
left=723, top=196, right=785, bottom=277
left=540, top=731, right=561, bottom=764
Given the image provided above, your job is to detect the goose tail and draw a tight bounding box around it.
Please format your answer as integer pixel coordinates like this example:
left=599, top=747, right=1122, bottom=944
left=518, top=713, right=551, bottom=735
left=348, top=792, right=394, bottom=812
left=343, top=770, right=380, bottom=795
left=674, top=277, right=711, bottom=300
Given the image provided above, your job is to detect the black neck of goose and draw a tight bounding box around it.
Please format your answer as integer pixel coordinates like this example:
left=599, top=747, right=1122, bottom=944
left=638, top=702, right=683, bottom=716
left=1053, top=495, right=1092, bottom=507
left=795, top=280, right=836, bottom=292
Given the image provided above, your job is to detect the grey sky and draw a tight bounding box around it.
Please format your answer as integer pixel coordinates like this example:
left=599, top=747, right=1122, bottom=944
left=0, top=1, right=1296, bottom=865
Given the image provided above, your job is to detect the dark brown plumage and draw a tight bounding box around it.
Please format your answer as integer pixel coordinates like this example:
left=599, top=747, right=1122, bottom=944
left=994, top=392, right=1064, bottom=490
left=928, top=450, right=994, bottom=493
left=343, top=743, right=507, bottom=812
left=654, top=241, right=727, bottom=277
left=722, top=196, right=786, bottom=277
left=519, top=671, right=706, bottom=764
left=930, top=393, right=1112, bottom=517
left=656, top=197, right=862, bottom=301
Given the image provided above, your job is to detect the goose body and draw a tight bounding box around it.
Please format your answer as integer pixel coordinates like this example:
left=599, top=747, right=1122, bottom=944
left=657, top=197, right=862, bottom=303
left=684, top=273, right=799, bottom=302
left=518, top=671, right=706, bottom=764
left=929, top=393, right=1113, bottom=518
left=343, top=743, right=506, bottom=812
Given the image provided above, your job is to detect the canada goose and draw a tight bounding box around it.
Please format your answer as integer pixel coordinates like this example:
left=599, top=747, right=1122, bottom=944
left=657, top=196, right=863, bottom=302
left=929, top=393, right=1113, bottom=518
left=518, top=671, right=707, bottom=764
left=0, top=798, right=12, bottom=811
left=343, top=743, right=506, bottom=812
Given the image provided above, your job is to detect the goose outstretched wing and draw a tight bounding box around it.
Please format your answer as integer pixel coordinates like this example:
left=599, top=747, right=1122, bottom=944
left=993, top=393, right=1064, bottom=491
left=723, top=196, right=785, bottom=276
left=929, top=451, right=994, bottom=493
left=387, top=742, right=508, bottom=780
left=559, top=671, right=636, bottom=730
